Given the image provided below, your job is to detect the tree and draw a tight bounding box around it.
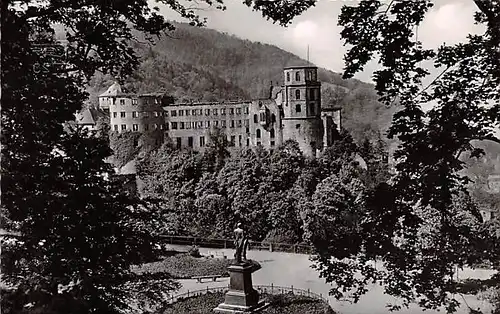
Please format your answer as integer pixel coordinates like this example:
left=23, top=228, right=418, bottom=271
left=324, top=0, right=500, bottom=312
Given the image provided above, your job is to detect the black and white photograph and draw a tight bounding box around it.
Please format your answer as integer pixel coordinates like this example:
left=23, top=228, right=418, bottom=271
left=1, top=0, right=499, bottom=313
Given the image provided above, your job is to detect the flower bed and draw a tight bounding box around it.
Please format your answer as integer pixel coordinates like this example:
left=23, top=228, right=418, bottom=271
left=133, top=253, right=231, bottom=279
left=160, top=292, right=335, bottom=314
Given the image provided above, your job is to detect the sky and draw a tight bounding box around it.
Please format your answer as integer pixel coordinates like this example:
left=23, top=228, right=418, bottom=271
left=153, top=0, right=485, bottom=83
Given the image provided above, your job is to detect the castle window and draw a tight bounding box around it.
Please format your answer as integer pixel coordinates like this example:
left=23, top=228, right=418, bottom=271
left=188, top=137, right=194, bottom=148
left=144, top=124, right=149, bottom=131
left=295, top=90, right=300, bottom=100
left=198, top=121, right=203, bottom=128
left=247, top=138, right=250, bottom=146
left=198, top=109, right=203, bottom=115
left=239, top=135, right=242, bottom=146
left=164, top=123, right=169, bottom=130
left=309, top=88, right=315, bottom=100
left=296, top=124, right=300, bottom=129
left=186, top=122, right=191, bottom=129
left=237, top=120, right=242, bottom=128
left=230, top=135, right=236, bottom=147
left=120, top=112, right=126, bottom=118
left=153, top=124, right=158, bottom=129
left=214, top=121, right=219, bottom=127
left=143, top=111, right=149, bottom=118
left=114, top=125, right=118, bottom=131
left=256, top=129, right=261, bottom=138
left=121, top=124, right=126, bottom=130
left=113, top=112, right=117, bottom=118
left=259, top=112, right=266, bottom=122
left=246, top=127, right=249, bottom=133
left=244, top=107, right=249, bottom=114
left=236, top=108, right=241, bottom=115
left=253, top=114, right=258, bottom=123
left=132, top=99, right=138, bottom=105
left=160, top=124, right=164, bottom=130
left=191, top=109, right=196, bottom=116
left=179, top=110, right=184, bottom=116
left=244, top=119, right=249, bottom=127
left=213, top=108, right=218, bottom=115
left=133, top=124, right=139, bottom=131
left=120, top=99, right=125, bottom=105
left=200, top=136, right=205, bottom=147
left=180, top=122, right=185, bottom=129
left=309, top=103, right=315, bottom=115
left=176, top=137, right=181, bottom=149
left=295, top=72, right=300, bottom=81
left=286, top=72, right=290, bottom=81
left=271, top=114, right=276, bottom=123
left=154, top=111, right=159, bottom=117
left=205, top=121, right=211, bottom=128
left=134, top=139, right=138, bottom=147
left=205, top=109, right=210, bottom=116
left=171, top=122, right=178, bottom=129
left=164, top=111, right=168, bottom=117
left=185, top=110, right=190, bottom=116
left=230, top=120, right=235, bottom=128
left=270, top=141, right=275, bottom=146
left=133, top=111, right=138, bottom=118
left=229, top=108, right=234, bottom=115
left=221, top=108, right=226, bottom=115
left=295, top=104, right=301, bottom=113
left=270, top=128, right=275, bottom=138
left=221, top=120, right=227, bottom=128
left=171, top=110, right=177, bottom=117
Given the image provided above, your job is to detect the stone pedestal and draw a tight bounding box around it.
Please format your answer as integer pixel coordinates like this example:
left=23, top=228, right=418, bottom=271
left=214, top=261, right=268, bottom=313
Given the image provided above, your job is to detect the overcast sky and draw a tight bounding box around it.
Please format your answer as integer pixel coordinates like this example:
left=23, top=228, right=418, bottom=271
left=153, top=0, right=485, bottom=83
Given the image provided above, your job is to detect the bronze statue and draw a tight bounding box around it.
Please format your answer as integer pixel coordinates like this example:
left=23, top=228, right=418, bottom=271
left=233, top=223, right=249, bottom=263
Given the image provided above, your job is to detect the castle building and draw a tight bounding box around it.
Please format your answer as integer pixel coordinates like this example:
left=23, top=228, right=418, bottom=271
left=99, top=66, right=341, bottom=157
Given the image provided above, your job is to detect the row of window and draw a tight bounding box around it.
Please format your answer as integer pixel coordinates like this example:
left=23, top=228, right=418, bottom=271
left=104, top=98, right=159, bottom=106
left=113, top=124, right=166, bottom=131
left=111, top=106, right=252, bottom=119
left=290, top=88, right=319, bottom=101
left=171, top=120, right=250, bottom=130
left=286, top=71, right=317, bottom=82
left=112, top=111, right=164, bottom=118
left=170, top=106, right=249, bottom=117
left=174, top=135, right=275, bottom=149
left=295, top=103, right=317, bottom=115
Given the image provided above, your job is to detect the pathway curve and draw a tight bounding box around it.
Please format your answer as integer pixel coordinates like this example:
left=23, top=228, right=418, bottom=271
left=168, top=245, right=496, bottom=314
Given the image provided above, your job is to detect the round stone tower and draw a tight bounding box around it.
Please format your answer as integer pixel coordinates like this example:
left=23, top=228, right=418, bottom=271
left=281, top=66, right=323, bottom=157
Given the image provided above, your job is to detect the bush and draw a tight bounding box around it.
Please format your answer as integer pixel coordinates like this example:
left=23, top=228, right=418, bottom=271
left=160, top=292, right=335, bottom=314
left=133, top=253, right=230, bottom=279
left=189, top=245, right=201, bottom=258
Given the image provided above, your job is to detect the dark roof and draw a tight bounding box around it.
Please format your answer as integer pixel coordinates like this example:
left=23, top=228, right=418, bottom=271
left=75, top=107, right=107, bottom=125
left=284, top=65, right=317, bottom=70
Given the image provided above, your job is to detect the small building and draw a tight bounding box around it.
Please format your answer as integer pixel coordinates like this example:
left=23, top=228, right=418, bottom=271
left=74, top=107, right=107, bottom=131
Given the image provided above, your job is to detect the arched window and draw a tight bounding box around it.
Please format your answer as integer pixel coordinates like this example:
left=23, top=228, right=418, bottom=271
left=270, top=128, right=275, bottom=138
left=295, top=89, right=300, bottom=100
left=254, top=114, right=258, bottom=123
left=295, top=72, right=300, bottom=81
left=256, top=129, right=261, bottom=138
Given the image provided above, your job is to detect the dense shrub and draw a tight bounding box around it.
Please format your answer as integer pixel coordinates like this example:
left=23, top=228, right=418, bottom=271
left=133, top=254, right=230, bottom=279
left=160, top=292, right=335, bottom=314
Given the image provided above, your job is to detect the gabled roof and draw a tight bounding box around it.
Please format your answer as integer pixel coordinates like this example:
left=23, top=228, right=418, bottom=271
left=75, top=107, right=107, bottom=125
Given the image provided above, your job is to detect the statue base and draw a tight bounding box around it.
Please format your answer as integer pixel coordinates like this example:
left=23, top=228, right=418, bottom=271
left=214, top=260, right=268, bottom=313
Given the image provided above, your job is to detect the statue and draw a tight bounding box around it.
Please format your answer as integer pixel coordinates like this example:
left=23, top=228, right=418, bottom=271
left=233, top=223, right=249, bottom=263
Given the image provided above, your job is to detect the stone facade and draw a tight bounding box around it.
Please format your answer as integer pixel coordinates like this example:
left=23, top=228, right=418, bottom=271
left=99, top=66, right=341, bottom=157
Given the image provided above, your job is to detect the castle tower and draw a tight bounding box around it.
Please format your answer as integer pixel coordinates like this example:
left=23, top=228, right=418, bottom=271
left=281, top=66, right=323, bottom=157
